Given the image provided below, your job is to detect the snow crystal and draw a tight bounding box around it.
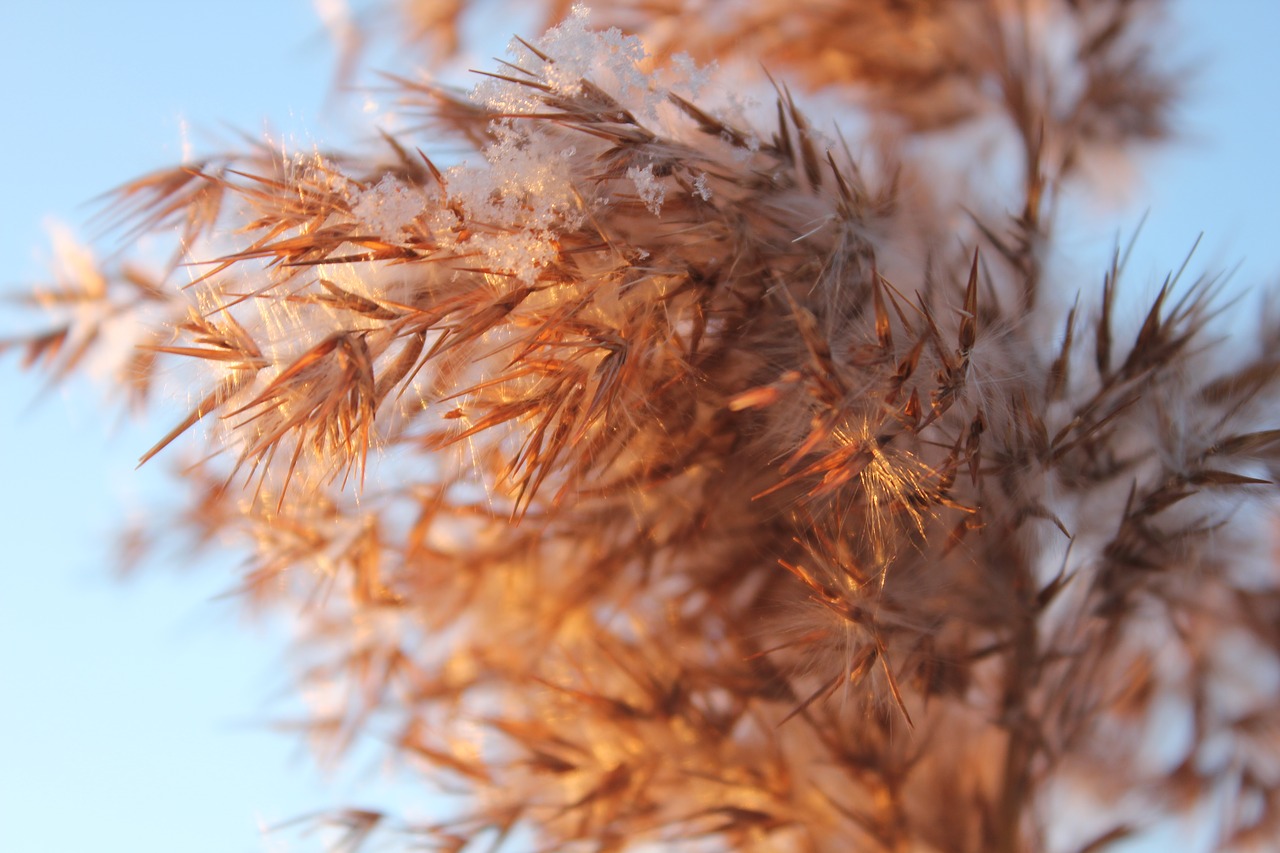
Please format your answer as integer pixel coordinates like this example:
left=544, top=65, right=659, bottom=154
left=443, top=6, right=732, bottom=277
left=470, top=4, right=667, bottom=122
left=692, top=172, right=712, bottom=201
left=669, top=52, right=715, bottom=99
left=351, top=175, right=423, bottom=237
left=627, top=164, right=667, bottom=215
left=537, top=5, right=650, bottom=100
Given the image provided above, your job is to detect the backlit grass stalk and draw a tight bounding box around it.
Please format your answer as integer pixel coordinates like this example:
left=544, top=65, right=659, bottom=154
left=6, top=2, right=1280, bottom=850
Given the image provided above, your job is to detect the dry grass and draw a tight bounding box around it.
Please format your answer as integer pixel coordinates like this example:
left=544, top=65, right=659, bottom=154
left=5, top=1, right=1280, bottom=851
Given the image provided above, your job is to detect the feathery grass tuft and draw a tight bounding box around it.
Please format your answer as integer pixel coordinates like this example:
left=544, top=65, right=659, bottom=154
left=6, top=2, right=1280, bottom=851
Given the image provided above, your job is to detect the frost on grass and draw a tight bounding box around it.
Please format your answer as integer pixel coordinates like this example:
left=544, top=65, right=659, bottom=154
left=445, top=2, right=721, bottom=279
left=626, top=163, right=666, bottom=214
left=473, top=4, right=653, bottom=115
left=350, top=175, right=424, bottom=237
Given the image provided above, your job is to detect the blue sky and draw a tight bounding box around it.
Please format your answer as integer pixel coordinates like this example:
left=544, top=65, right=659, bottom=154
left=1, top=3, right=1278, bottom=852
left=0, top=4, right=399, bottom=852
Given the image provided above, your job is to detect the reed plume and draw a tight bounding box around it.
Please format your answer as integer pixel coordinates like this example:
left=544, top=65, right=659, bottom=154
left=6, top=2, right=1280, bottom=850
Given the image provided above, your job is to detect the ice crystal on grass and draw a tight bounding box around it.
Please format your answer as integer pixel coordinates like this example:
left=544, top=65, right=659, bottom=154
left=626, top=163, right=666, bottom=214
left=495, top=4, right=649, bottom=105
left=7, top=2, right=1280, bottom=852
left=350, top=175, right=424, bottom=237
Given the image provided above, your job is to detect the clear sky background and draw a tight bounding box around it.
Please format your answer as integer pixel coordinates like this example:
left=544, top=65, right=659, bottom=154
left=1, top=3, right=1278, bottom=853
